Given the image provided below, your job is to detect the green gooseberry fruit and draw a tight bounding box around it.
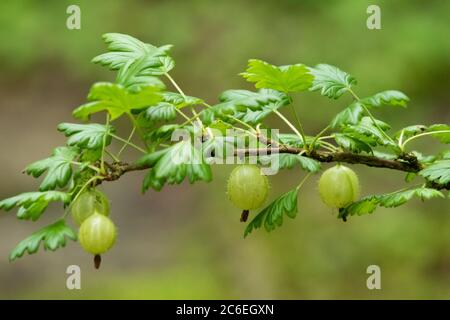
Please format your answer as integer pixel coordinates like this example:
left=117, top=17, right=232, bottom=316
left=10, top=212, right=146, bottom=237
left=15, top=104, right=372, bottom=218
left=227, top=164, right=269, bottom=213
left=71, top=189, right=110, bottom=226
left=318, top=164, right=360, bottom=208
left=78, top=212, right=117, bottom=256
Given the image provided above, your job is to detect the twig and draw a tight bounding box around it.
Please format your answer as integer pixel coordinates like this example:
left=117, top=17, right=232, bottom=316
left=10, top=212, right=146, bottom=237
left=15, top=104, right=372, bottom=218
left=101, top=148, right=428, bottom=182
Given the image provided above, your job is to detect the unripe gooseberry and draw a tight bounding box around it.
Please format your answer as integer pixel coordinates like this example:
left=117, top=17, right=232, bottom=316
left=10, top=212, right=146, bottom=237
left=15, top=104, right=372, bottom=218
left=78, top=212, right=117, bottom=255
left=227, top=164, right=269, bottom=211
left=71, top=189, right=110, bottom=226
left=318, top=164, right=360, bottom=208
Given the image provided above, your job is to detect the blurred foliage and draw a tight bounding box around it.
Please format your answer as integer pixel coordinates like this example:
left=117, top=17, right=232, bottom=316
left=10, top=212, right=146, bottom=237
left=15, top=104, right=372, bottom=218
left=0, top=0, right=449, bottom=299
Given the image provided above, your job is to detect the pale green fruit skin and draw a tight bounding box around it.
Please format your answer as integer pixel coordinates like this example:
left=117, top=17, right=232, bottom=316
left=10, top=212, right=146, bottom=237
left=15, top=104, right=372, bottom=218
left=318, top=164, right=360, bottom=208
left=71, top=190, right=110, bottom=226
left=78, top=213, right=117, bottom=255
left=227, top=165, right=269, bottom=210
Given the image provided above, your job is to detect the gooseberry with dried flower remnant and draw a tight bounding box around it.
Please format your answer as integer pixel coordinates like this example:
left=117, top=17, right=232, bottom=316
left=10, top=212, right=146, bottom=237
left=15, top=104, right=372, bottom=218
left=78, top=212, right=117, bottom=268
left=227, top=165, right=269, bottom=222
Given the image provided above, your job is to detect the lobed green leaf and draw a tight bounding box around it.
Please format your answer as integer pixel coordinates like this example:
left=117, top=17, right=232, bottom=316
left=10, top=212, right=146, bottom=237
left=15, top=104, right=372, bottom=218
left=0, top=191, right=70, bottom=211
left=138, top=141, right=212, bottom=192
left=361, top=90, right=409, bottom=108
left=0, top=191, right=70, bottom=221
left=93, top=33, right=173, bottom=91
left=162, top=92, right=203, bottom=108
left=144, top=102, right=177, bottom=122
left=334, top=133, right=373, bottom=154
left=419, top=160, right=450, bottom=184
left=339, top=187, right=444, bottom=219
left=9, top=220, right=77, bottom=261
left=330, top=102, right=364, bottom=128
left=245, top=188, right=299, bottom=237
left=309, top=64, right=356, bottom=99
left=57, top=123, right=115, bottom=150
left=262, top=154, right=321, bottom=172
left=241, top=59, right=313, bottom=93
left=344, top=117, right=395, bottom=148
left=203, top=89, right=288, bottom=125
left=428, top=124, right=450, bottom=144
left=73, top=82, right=161, bottom=121
left=25, top=147, right=79, bottom=191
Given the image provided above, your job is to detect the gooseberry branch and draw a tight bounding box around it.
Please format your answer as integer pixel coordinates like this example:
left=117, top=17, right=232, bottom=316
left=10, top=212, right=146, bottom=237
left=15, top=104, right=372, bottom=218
left=96, top=147, right=447, bottom=188
left=1, top=33, right=448, bottom=264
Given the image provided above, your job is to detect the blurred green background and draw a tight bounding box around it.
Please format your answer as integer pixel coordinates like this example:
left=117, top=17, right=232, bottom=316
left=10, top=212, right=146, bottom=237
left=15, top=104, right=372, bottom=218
left=0, top=0, right=449, bottom=299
